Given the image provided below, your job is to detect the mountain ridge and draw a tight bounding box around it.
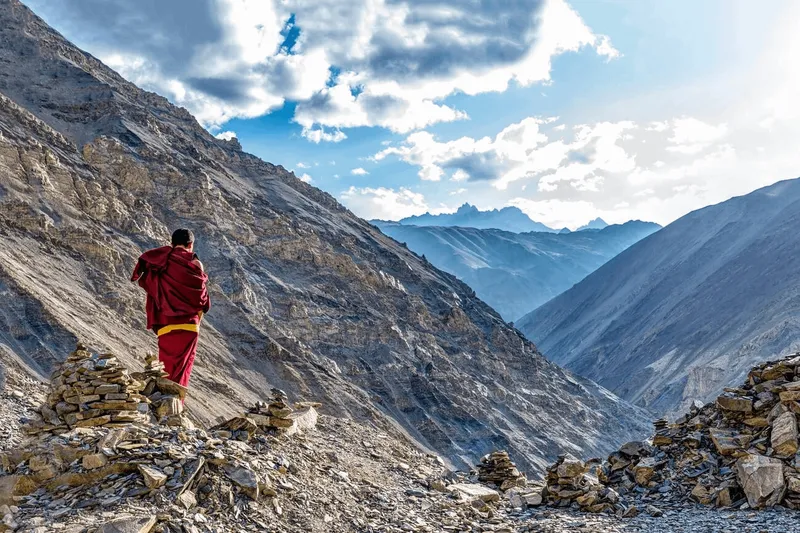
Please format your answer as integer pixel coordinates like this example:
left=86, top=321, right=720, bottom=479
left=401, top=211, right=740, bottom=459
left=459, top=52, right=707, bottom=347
left=518, top=178, right=800, bottom=416
left=390, top=203, right=558, bottom=233
left=373, top=220, right=661, bottom=321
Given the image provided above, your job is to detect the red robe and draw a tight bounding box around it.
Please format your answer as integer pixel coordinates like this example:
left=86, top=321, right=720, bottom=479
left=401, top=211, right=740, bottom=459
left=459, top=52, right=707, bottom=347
left=131, top=246, right=210, bottom=388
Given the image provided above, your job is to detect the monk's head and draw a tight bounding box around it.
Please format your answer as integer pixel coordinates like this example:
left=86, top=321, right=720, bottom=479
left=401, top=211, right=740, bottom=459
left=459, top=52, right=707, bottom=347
left=171, top=228, right=195, bottom=251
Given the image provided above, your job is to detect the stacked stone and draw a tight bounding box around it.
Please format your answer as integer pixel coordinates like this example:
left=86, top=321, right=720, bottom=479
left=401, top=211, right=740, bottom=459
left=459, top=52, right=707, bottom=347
left=544, top=454, right=628, bottom=515
left=245, top=389, right=295, bottom=431
left=132, top=353, right=185, bottom=423
left=545, top=353, right=800, bottom=514
left=476, top=451, right=526, bottom=491
left=26, top=345, right=149, bottom=436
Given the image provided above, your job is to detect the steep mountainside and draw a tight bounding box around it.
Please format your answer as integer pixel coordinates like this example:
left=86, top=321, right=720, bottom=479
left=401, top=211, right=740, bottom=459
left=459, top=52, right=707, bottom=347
left=373, top=221, right=660, bottom=321
left=519, top=178, right=800, bottom=416
left=393, top=203, right=558, bottom=233
left=0, top=0, right=649, bottom=473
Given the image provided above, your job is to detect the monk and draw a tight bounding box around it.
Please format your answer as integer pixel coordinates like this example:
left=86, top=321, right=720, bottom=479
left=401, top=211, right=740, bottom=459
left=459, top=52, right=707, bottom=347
left=131, top=229, right=210, bottom=390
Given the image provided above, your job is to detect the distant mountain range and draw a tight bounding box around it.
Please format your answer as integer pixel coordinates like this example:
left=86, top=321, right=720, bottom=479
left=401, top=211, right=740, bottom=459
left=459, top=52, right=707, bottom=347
left=392, top=204, right=558, bottom=233
left=518, top=178, right=800, bottom=416
left=577, top=218, right=609, bottom=231
left=374, top=220, right=661, bottom=321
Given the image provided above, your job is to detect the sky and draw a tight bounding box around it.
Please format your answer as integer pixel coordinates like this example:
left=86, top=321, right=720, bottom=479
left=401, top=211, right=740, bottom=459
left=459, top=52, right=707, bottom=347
left=23, top=0, right=800, bottom=229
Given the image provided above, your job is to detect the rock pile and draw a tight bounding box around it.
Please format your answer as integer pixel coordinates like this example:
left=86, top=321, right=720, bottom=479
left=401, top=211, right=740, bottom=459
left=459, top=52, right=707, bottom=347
left=545, top=353, right=800, bottom=515
left=0, top=344, right=322, bottom=531
left=221, top=388, right=320, bottom=437
left=25, top=345, right=150, bottom=436
left=23, top=346, right=190, bottom=439
left=132, top=353, right=186, bottom=425
left=477, top=450, right=526, bottom=491
left=544, top=454, right=633, bottom=515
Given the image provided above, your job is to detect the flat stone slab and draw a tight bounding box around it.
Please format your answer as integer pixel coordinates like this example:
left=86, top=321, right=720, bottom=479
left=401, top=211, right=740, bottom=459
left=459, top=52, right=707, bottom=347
left=447, top=483, right=500, bottom=502
left=96, top=515, right=157, bottom=533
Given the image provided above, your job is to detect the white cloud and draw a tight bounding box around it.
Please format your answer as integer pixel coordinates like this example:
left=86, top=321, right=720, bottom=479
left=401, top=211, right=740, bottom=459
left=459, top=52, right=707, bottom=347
left=214, top=130, right=238, bottom=140
left=296, top=162, right=310, bottom=168
left=340, top=186, right=441, bottom=220
left=667, top=117, right=728, bottom=154
left=351, top=167, right=369, bottom=175
left=301, top=127, right=347, bottom=143
left=27, top=0, right=619, bottom=135
left=450, top=188, right=468, bottom=196
left=298, top=173, right=313, bottom=183
left=594, top=35, right=621, bottom=61
left=374, top=117, right=635, bottom=191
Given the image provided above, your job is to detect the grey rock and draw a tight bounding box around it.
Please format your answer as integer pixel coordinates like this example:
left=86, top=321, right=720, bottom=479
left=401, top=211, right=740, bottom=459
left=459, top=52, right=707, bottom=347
left=735, top=454, right=785, bottom=509
left=95, top=516, right=157, bottom=533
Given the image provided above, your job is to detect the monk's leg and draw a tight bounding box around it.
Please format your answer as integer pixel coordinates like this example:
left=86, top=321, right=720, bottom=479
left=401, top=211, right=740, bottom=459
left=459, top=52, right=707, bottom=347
left=158, top=330, right=200, bottom=388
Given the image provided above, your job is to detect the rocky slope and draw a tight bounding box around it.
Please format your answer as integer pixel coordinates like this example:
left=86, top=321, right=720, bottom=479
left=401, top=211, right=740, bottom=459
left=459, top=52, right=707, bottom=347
left=373, top=221, right=659, bottom=321
left=2, top=347, right=798, bottom=533
left=0, top=0, right=649, bottom=473
left=519, top=178, right=800, bottom=417
left=389, top=203, right=558, bottom=233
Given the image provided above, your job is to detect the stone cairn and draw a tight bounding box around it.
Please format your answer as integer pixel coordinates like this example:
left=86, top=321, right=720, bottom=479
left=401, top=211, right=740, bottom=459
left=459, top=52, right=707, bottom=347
left=26, top=345, right=150, bottom=435
left=476, top=451, right=526, bottom=491
left=133, top=353, right=186, bottom=424
left=212, top=388, right=319, bottom=440
left=1, top=344, right=319, bottom=527
left=544, top=353, right=800, bottom=516
left=24, top=345, right=187, bottom=438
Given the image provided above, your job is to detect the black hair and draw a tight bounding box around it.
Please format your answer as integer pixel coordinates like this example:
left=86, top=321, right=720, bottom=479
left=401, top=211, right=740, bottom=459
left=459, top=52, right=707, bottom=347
left=171, top=228, right=194, bottom=247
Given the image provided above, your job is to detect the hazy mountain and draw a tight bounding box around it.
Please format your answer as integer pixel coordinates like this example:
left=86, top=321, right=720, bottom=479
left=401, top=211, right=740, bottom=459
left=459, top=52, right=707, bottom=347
left=577, top=218, right=609, bottom=231
left=518, top=178, right=800, bottom=416
left=393, top=203, right=558, bottom=233
left=374, top=221, right=661, bottom=321
left=0, top=0, right=650, bottom=472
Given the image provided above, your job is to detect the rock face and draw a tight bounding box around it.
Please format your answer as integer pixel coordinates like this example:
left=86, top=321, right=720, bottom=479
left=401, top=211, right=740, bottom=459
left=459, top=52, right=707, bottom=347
left=0, top=0, right=649, bottom=473
left=543, top=354, right=800, bottom=513
left=373, top=220, right=660, bottom=321
left=519, top=177, right=800, bottom=417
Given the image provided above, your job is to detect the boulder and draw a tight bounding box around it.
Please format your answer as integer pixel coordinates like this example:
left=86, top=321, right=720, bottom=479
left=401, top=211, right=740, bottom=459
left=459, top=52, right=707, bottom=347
left=223, top=464, right=260, bottom=500
left=716, top=394, right=753, bottom=413
left=770, top=411, right=798, bottom=458
left=709, top=428, right=740, bottom=456
left=556, top=456, right=585, bottom=478
left=284, top=406, right=319, bottom=436
left=447, top=483, right=500, bottom=503
left=735, top=454, right=785, bottom=508
left=96, top=515, right=157, bottom=533
left=633, top=457, right=657, bottom=486
left=137, top=465, right=167, bottom=489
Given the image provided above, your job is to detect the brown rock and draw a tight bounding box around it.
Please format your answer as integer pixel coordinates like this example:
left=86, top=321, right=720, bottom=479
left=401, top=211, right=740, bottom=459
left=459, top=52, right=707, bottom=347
left=771, top=411, right=798, bottom=458
left=716, top=394, right=753, bottom=413
left=82, top=453, right=109, bottom=470
left=633, top=458, right=657, bottom=486
left=138, top=465, right=167, bottom=489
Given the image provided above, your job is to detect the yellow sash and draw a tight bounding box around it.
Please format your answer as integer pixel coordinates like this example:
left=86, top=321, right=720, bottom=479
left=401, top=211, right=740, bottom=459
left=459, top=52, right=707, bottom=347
left=157, top=323, right=199, bottom=337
